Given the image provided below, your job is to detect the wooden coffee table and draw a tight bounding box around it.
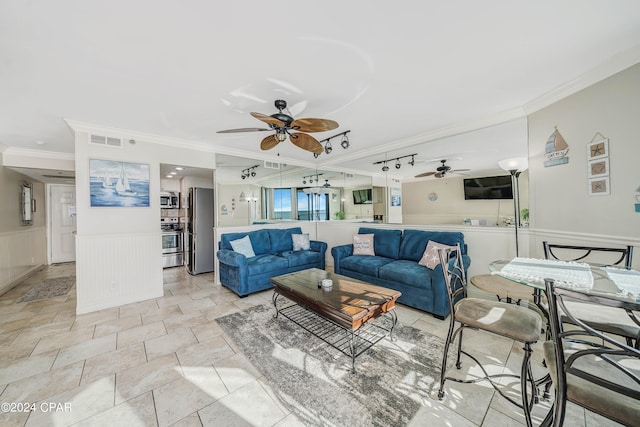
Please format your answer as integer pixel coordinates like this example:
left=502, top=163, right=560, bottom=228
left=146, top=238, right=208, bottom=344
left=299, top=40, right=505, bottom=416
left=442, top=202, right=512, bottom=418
left=270, top=268, right=401, bottom=372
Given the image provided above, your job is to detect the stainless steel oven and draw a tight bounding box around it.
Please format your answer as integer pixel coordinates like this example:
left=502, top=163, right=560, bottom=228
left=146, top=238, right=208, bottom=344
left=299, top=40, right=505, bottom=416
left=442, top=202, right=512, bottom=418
left=161, top=217, right=184, bottom=268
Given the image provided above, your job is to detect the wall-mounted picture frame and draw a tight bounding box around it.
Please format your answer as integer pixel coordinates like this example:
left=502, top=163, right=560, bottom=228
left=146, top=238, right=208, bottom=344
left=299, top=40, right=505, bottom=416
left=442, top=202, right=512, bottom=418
left=587, top=138, right=609, bottom=161
left=588, top=176, right=610, bottom=196
left=390, top=187, right=401, bottom=206
left=587, top=157, right=609, bottom=178
left=89, top=159, right=150, bottom=207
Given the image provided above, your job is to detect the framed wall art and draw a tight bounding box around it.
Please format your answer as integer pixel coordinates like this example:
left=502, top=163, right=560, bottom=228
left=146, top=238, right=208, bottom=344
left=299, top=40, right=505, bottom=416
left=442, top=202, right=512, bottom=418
left=588, top=176, right=610, bottom=196
left=89, top=159, right=150, bottom=207
left=587, top=157, right=609, bottom=178
left=587, top=138, right=609, bottom=161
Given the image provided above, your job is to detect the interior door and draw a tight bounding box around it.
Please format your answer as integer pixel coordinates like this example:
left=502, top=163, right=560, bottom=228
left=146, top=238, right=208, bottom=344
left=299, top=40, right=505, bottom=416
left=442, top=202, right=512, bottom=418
left=49, top=184, right=77, bottom=263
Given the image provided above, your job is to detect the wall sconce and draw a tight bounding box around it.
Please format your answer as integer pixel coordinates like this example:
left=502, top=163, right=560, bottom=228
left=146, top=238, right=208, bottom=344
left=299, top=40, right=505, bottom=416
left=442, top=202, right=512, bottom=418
left=373, top=153, right=418, bottom=171
left=315, top=130, right=351, bottom=157
left=241, top=165, right=259, bottom=180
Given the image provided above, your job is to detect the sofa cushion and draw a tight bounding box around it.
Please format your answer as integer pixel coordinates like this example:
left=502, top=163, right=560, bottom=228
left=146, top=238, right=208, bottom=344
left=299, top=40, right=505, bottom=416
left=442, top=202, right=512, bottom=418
left=399, top=229, right=466, bottom=262
left=221, top=230, right=271, bottom=255
left=419, top=240, right=456, bottom=269
left=379, top=260, right=434, bottom=290
left=353, top=234, right=375, bottom=255
left=268, top=227, right=302, bottom=254
left=246, top=254, right=288, bottom=275
left=292, top=233, right=310, bottom=251
left=280, top=250, right=322, bottom=268
left=341, top=255, right=394, bottom=277
left=229, top=235, right=255, bottom=258
left=358, top=227, right=402, bottom=259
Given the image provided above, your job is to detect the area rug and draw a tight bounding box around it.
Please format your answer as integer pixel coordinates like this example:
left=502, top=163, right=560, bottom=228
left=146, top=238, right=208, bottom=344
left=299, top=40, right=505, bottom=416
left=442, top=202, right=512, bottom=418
left=216, top=303, right=446, bottom=427
left=17, top=276, right=75, bottom=303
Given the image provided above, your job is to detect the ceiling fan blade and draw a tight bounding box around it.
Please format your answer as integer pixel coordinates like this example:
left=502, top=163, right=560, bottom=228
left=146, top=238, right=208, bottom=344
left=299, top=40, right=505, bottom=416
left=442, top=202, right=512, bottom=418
left=251, top=112, right=285, bottom=127
left=435, top=172, right=445, bottom=178
left=289, top=132, right=323, bottom=153
left=290, top=118, right=339, bottom=133
left=217, top=127, right=272, bottom=134
left=260, top=134, right=280, bottom=150
left=415, top=171, right=436, bottom=178
left=452, top=169, right=471, bottom=172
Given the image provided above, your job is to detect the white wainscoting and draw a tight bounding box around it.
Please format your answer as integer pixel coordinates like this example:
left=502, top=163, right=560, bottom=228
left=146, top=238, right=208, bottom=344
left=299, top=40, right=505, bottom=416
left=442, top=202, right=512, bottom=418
left=76, top=232, right=163, bottom=314
left=0, top=227, right=46, bottom=296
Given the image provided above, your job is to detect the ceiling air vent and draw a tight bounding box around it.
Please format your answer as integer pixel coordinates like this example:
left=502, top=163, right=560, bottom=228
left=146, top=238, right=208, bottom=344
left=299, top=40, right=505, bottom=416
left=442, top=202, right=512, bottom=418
left=263, top=161, right=280, bottom=169
left=89, top=134, right=123, bottom=148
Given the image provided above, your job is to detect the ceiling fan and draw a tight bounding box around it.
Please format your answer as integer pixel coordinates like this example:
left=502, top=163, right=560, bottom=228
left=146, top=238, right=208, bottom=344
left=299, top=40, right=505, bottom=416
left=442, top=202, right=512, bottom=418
left=415, top=160, right=470, bottom=178
left=216, top=99, right=339, bottom=154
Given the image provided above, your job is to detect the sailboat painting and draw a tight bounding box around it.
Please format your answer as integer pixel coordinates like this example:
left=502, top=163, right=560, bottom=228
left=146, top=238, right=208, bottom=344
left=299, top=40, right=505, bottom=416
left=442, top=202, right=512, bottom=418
left=544, top=127, right=569, bottom=167
left=89, top=159, right=150, bottom=207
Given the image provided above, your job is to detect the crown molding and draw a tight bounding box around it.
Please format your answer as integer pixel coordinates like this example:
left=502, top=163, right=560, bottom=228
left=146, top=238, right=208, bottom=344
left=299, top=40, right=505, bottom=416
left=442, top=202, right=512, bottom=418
left=523, top=44, right=640, bottom=115
left=3, top=147, right=75, bottom=161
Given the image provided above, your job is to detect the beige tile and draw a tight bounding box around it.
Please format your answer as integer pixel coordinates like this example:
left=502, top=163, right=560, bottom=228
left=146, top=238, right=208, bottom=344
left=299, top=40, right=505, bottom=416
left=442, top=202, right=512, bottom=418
left=203, top=303, right=241, bottom=321
left=94, top=314, right=142, bottom=338
left=25, top=375, right=115, bottom=426
left=117, top=321, right=166, bottom=348
left=273, top=413, right=306, bottom=427
left=52, top=333, right=117, bottom=369
left=154, top=368, right=228, bottom=427
left=178, top=297, right=216, bottom=314
left=170, top=413, right=203, bottom=427
left=141, top=304, right=182, bottom=325
left=213, top=353, right=262, bottom=393
left=0, top=408, right=30, bottom=426
left=1, top=312, right=61, bottom=336
left=190, top=321, right=224, bottom=342
left=74, top=391, right=157, bottom=427
left=32, top=325, right=96, bottom=355
left=163, top=311, right=210, bottom=333
left=407, top=397, right=477, bottom=427
left=118, top=299, right=160, bottom=318
left=1, top=360, right=84, bottom=404
left=72, top=307, right=120, bottom=329
left=0, top=349, right=58, bottom=385
left=156, top=294, right=193, bottom=308
left=81, top=343, right=147, bottom=385
left=198, top=381, right=286, bottom=427
left=0, top=329, right=21, bottom=346
left=144, top=327, right=197, bottom=361
left=176, top=336, right=235, bottom=367
left=0, top=338, right=38, bottom=364
left=115, top=353, right=183, bottom=404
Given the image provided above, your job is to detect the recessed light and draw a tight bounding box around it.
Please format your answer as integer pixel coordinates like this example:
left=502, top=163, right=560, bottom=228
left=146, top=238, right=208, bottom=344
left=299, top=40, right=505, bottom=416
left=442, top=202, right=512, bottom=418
left=170, top=172, right=177, bottom=175
left=35, top=140, right=46, bottom=145
left=175, top=167, right=184, bottom=171
left=166, top=175, right=172, bottom=178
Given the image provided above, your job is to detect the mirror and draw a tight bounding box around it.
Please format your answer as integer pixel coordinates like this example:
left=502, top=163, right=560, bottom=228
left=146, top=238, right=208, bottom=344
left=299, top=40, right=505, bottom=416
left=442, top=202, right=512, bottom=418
left=215, top=154, right=373, bottom=226
left=21, top=181, right=33, bottom=225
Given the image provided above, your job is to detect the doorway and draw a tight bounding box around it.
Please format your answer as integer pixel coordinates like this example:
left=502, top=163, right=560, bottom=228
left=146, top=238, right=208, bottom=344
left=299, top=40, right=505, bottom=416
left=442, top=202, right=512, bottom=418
left=48, top=184, right=77, bottom=264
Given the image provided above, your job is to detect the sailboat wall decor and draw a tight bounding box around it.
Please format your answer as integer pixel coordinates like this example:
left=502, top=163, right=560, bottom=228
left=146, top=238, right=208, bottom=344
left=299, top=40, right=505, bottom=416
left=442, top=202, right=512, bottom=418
left=89, top=159, right=150, bottom=207
left=544, top=127, right=569, bottom=167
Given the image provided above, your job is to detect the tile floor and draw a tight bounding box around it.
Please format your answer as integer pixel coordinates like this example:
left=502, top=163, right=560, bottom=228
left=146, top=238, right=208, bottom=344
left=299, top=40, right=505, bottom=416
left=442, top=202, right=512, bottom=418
left=0, top=264, right=623, bottom=426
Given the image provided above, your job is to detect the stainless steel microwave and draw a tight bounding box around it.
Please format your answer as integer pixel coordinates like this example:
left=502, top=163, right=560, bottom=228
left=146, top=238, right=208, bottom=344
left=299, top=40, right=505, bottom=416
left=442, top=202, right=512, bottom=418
left=160, top=192, right=179, bottom=209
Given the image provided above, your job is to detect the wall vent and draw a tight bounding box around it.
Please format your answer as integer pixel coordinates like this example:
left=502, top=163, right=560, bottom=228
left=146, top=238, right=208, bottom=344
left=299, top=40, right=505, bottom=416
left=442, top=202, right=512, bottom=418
left=263, top=161, right=280, bottom=169
left=89, top=134, right=123, bottom=148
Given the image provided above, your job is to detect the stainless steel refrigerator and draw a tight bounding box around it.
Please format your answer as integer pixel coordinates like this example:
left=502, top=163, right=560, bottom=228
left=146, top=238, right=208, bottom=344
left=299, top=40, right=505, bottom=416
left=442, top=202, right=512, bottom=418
left=187, top=187, right=214, bottom=275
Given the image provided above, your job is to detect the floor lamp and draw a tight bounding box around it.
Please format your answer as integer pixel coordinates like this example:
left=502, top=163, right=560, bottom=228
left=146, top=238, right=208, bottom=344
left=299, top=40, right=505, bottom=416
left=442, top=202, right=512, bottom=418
left=498, top=157, right=528, bottom=257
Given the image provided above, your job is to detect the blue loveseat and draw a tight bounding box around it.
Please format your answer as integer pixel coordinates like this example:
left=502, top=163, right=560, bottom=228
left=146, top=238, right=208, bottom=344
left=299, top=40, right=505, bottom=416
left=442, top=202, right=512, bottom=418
left=331, top=227, right=471, bottom=318
left=217, top=227, right=327, bottom=297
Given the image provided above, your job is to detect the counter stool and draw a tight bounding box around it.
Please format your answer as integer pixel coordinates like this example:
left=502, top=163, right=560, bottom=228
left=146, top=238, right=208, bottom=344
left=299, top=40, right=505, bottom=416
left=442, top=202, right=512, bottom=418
left=470, top=274, right=534, bottom=304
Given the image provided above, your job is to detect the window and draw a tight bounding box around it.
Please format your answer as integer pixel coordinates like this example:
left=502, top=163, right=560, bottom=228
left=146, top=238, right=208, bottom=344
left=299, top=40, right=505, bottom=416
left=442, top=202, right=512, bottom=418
left=297, top=190, right=329, bottom=221
left=272, top=188, right=292, bottom=220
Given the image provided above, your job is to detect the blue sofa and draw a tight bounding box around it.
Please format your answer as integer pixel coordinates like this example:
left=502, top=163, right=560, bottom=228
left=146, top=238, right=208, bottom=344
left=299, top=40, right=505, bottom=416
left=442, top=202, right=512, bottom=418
left=217, top=227, right=327, bottom=297
left=331, top=227, right=471, bottom=318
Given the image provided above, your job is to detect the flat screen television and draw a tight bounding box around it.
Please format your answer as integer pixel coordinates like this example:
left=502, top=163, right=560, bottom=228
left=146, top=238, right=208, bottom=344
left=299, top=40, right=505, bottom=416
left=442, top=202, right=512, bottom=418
left=463, top=175, right=513, bottom=200
left=352, top=188, right=373, bottom=204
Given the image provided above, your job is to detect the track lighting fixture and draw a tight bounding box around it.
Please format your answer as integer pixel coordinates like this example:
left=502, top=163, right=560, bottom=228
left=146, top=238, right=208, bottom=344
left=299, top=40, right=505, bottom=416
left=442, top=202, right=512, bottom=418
left=373, top=153, right=418, bottom=171
left=240, top=165, right=259, bottom=180
left=302, top=173, right=323, bottom=185
left=314, top=130, right=351, bottom=157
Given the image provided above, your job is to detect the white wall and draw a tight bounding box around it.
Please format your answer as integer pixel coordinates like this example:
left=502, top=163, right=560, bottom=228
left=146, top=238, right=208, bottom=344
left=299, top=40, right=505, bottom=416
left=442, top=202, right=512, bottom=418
left=528, top=63, right=640, bottom=242
left=0, top=161, right=47, bottom=294
left=74, top=131, right=215, bottom=313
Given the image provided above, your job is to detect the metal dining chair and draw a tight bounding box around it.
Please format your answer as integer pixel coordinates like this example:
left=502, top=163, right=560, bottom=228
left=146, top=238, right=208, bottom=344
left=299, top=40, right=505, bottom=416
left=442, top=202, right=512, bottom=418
left=543, top=279, right=640, bottom=426
left=542, top=241, right=639, bottom=348
left=437, top=245, right=543, bottom=427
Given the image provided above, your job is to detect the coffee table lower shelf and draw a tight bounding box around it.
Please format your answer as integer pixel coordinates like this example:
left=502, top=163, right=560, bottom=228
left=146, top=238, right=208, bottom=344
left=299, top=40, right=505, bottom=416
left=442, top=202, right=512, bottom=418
left=273, top=299, right=397, bottom=372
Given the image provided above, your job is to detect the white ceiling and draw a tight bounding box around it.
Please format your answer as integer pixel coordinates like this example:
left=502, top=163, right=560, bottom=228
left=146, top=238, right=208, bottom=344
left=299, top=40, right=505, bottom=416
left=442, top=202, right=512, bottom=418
left=2, top=1, right=640, bottom=183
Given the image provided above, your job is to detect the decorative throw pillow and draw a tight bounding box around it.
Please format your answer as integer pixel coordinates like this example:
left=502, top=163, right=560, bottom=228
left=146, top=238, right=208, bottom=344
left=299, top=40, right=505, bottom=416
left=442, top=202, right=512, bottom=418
left=230, top=235, right=256, bottom=258
left=419, top=240, right=455, bottom=270
left=292, top=233, right=311, bottom=251
left=353, top=234, right=375, bottom=256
